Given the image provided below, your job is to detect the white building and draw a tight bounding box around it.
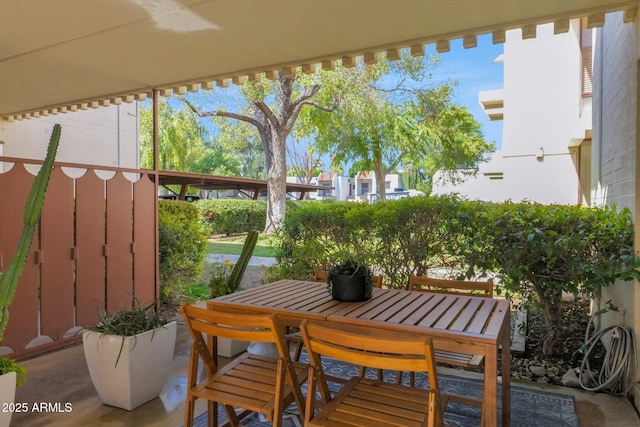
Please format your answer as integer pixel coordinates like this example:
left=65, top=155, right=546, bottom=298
left=433, top=19, right=592, bottom=205
left=353, top=171, right=404, bottom=202
left=315, top=172, right=351, bottom=201
left=0, top=104, right=139, bottom=169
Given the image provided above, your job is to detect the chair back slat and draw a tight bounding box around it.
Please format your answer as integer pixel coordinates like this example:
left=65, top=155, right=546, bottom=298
left=300, top=320, right=441, bottom=427
left=313, top=269, right=329, bottom=283
left=300, top=320, right=438, bottom=385
left=408, top=274, right=494, bottom=298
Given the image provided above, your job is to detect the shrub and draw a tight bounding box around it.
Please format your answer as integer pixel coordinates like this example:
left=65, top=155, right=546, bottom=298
left=273, top=197, right=640, bottom=356
left=158, top=201, right=207, bottom=306
left=477, top=202, right=640, bottom=355
left=197, top=199, right=266, bottom=235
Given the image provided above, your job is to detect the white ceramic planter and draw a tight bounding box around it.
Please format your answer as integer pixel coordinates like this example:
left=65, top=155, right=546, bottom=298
left=83, top=321, right=177, bottom=411
left=0, top=371, right=16, bottom=427
left=217, top=337, right=249, bottom=358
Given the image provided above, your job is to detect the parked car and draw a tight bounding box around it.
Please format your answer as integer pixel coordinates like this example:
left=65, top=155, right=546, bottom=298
left=158, top=194, right=201, bottom=202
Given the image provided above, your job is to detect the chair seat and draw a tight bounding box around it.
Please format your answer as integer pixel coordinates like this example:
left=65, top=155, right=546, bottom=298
left=193, top=353, right=308, bottom=418
left=435, top=349, right=484, bottom=367
left=308, top=377, right=434, bottom=427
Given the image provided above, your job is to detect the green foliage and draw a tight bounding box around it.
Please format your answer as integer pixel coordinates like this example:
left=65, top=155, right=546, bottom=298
left=274, top=197, right=485, bottom=289
left=0, top=124, right=60, bottom=341
left=158, top=201, right=207, bottom=306
left=139, top=99, right=241, bottom=175
left=86, top=299, right=170, bottom=367
left=207, top=259, right=236, bottom=297
left=197, top=199, right=267, bottom=235
left=328, top=256, right=372, bottom=277
left=0, top=357, right=26, bottom=387
left=87, top=300, right=170, bottom=337
left=273, top=197, right=640, bottom=356
left=297, top=50, right=494, bottom=200
left=475, top=202, right=640, bottom=355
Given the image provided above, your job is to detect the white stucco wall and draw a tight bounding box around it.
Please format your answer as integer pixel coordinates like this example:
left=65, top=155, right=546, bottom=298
left=433, top=21, right=590, bottom=204
left=0, top=104, right=139, bottom=168
left=592, top=11, right=640, bottom=387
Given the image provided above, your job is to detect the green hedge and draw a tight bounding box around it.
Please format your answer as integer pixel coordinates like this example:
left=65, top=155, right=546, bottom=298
left=158, top=200, right=207, bottom=305
left=274, top=196, right=488, bottom=288
left=197, top=199, right=267, bottom=235
left=272, top=196, right=640, bottom=355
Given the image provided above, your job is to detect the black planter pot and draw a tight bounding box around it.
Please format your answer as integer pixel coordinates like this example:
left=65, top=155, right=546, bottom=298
left=330, top=274, right=372, bottom=302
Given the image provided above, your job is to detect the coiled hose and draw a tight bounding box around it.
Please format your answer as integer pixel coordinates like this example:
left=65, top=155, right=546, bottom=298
left=578, top=314, right=636, bottom=395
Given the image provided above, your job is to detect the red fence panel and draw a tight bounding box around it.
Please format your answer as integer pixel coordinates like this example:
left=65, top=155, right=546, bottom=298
left=75, top=170, right=107, bottom=327
left=0, top=159, right=158, bottom=358
left=133, top=173, right=156, bottom=305
left=105, top=172, right=134, bottom=312
left=40, top=168, right=75, bottom=340
left=0, top=164, right=40, bottom=352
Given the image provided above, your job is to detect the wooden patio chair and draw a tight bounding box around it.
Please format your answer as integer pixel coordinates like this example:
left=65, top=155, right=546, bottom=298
left=408, top=274, right=494, bottom=298
left=300, top=319, right=444, bottom=427
left=180, top=304, right=307, bottom=427
left=289, top=273, right=383, bottom=361
left=400, top=274, right=493, bottom=387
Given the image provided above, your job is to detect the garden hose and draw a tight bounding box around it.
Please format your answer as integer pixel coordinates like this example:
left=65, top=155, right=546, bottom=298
left=578, top=311, right=636, bottom=395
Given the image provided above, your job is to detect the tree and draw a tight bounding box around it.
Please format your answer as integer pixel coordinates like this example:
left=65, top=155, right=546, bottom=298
left=139, top=99, right=241, bottom=176
left=212, top=117, right=266, bottom=179
left=299, top=51, right=494, bottom=201
left=181, top=72, right=336, bottom=233
left=287, top=138, right=324, bottom=186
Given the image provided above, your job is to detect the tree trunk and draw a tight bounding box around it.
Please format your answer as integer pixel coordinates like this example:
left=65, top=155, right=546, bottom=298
left=264, top=130, right=287, bottom=234
left=536, top=286, right=563, bottom=356
left=373, top=147, right=386, bottom=202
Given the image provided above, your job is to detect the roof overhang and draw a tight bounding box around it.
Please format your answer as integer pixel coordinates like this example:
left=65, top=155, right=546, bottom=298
left=2, top=0, right=638, bottom=119
left=158, top=170, right=328, bottom=197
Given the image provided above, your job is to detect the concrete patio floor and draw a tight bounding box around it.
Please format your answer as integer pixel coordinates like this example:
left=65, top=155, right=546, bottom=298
left=13, top=317, right=640, bottom=427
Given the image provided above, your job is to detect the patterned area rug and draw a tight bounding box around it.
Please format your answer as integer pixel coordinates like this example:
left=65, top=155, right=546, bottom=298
left=189, top=355, right=578, bottom=427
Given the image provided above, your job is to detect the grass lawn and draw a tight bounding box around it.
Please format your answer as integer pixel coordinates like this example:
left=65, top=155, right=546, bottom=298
left=207, top=234, right=277, bottom=258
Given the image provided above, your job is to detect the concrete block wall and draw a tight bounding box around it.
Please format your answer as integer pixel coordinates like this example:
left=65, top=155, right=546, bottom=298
left=591, top=10, right=640, bottom=402
left=0, top=103, right=139, bottom=169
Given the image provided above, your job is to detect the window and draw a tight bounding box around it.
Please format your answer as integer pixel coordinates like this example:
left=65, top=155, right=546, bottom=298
left=581, top=18, right=593, bottom=97
left=360, top=182, right=369, bottom=195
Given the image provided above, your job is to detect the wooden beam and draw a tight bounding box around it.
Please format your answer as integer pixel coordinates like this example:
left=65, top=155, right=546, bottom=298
left=587, top=13, right=605, bottom=28
left=492, top=30, right=506, bottom=44
left=363, top=52, right=377, bottom=65
left=463, top=35, right=477, bottom=49
left=436, top=39, right=450, bottom=53
left=554, top=19, right=570, bottom=34
left=321, top=60, right=335, bottom=71
left=521, top=24, right=537, bottom=39
left=386, top=48, right=400, bottom=61
left=342, top=56, right=356, bottom=68
left=410, top=44, right=424, bottom=57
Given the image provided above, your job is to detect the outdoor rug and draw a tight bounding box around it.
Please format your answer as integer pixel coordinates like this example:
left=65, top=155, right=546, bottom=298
left=188, top=354, right=578, bottom=427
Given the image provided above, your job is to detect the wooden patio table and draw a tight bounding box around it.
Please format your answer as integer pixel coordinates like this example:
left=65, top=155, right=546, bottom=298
left=207, top=279, right=511, bottom=427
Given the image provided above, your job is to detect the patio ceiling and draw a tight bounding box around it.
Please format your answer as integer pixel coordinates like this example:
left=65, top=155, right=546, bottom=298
left=2, top=0, right=637, bottom=119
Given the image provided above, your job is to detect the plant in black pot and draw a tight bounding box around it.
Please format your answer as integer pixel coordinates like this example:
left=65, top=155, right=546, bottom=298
left=328, top=256, right=374, bottom=302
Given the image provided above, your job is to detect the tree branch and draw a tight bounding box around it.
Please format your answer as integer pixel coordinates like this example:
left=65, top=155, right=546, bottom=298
left=179, top=97, right=265, bottom=130
left=252, top=100, right=279, bottom=128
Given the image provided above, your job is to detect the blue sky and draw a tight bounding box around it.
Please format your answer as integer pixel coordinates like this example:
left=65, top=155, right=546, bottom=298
left=157, top=34, right=505, bottom=164
left=430, top=34, right=505, bottom=149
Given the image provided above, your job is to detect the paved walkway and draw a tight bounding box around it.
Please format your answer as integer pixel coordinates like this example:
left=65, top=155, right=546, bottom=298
left=207, top=253, right=276, bottom=267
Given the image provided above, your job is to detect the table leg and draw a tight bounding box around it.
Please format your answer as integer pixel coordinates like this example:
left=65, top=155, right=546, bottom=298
left=501, top=312, right=511, bottom=427
left=482, top=344, right=498, bottom=427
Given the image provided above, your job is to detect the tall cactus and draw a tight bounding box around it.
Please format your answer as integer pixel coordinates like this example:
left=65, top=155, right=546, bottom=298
left=0, top=124, right=61, bottom=340
left=226, top=230, right=259, bottom=292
